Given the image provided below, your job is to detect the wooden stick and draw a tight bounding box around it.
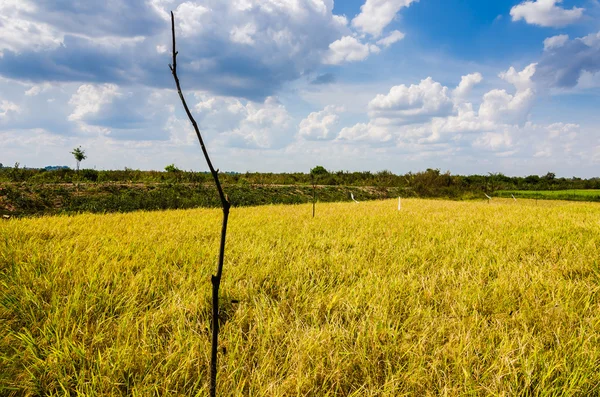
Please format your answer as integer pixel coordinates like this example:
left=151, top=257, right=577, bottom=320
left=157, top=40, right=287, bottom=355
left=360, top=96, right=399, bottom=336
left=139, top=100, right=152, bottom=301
left=169, top=12, right=230, bottom=397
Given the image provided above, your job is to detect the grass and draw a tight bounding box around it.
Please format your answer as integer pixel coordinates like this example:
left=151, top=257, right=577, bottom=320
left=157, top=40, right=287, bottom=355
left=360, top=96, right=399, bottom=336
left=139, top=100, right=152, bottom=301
left=497, top=189, right=600, bottom=202
left=1, top=198, right=600, bottom=395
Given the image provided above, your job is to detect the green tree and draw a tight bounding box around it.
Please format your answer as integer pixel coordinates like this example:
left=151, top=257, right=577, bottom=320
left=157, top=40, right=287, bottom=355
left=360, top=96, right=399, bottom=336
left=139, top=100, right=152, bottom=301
left=310, top=165, right=329, bottom=178
left=165, top=164, right=182, bottom=173
left=71, top=147, right=87, bottom=171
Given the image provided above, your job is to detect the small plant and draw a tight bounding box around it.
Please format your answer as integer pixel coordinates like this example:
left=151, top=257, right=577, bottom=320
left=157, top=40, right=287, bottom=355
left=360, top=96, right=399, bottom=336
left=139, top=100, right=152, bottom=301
left=310, top=166, right=329, bottom=217
left=71, top=147, right=87, bottom=172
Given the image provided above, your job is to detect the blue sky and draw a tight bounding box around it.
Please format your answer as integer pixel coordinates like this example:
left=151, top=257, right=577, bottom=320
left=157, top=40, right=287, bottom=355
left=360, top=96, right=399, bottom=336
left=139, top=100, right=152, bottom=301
left=1, top=0, right=599, bottom=176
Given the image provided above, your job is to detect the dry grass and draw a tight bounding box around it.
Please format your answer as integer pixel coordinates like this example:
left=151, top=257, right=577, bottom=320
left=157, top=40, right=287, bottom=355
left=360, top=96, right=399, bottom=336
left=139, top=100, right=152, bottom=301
left=1, top=198, right=600, bottom=396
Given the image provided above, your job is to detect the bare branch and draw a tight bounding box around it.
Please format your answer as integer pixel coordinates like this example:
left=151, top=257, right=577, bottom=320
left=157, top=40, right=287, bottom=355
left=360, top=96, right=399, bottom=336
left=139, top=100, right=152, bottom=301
left=169, top=11, right=230, bottom=397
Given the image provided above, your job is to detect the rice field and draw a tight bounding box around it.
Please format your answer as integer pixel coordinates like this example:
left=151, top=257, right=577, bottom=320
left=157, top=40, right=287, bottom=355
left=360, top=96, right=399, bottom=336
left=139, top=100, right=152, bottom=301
left=1, top=198, right=600, bottom=396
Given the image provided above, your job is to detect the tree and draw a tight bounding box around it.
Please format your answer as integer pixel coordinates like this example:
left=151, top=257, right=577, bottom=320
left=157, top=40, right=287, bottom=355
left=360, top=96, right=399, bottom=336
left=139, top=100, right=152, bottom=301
left=310, top=165, right=328, bottom=178
left=543, top=172, right=556, bottom=181
left=71, top=147, right=87, bottom=171
left=165, top=163, right=182, bottom=173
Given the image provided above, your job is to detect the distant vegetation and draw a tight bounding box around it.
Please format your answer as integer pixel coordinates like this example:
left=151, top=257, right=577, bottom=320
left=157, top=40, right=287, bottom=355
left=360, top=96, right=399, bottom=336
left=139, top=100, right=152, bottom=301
left=1, top=165, right=599, bottom=191
left=1, top=165, right=599, bottom=216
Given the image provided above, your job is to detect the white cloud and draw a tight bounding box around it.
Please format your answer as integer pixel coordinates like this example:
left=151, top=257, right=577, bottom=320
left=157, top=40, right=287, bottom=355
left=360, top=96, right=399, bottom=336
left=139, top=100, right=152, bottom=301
left=25, top=83, right=53, bottom=96
left=193, top=93, right=294, bottom=149
left=338, top=122, right=393, bottom=143
left=473, top=130, right=514, bottom=152
left=547, top=122, right=579, bottom=138
left=0, top=100, right=20, bottom=118
left=543, top=34, right=569, bottom=51
left=0, top=0, right=353, bottom=99
left=499, top=63, right=537, bottom=91
left=68, top=84, right=121, bottom=122
left=478, top=88, right=535, bottom=126
left=324, top=36, right=378, bottom=64
left=0, top=0, right=64, bottom=53
left=453, top=73, right=483, bottom=100
left=368, top=77, right=454, bottom=124
left=470, top=66, right=536, bottom=129
left=351, top=0, right=419, bottom=37
left=165, top=114, right=197, bottom=147
left=376, top=30, right=406, bottom=48
left=224, top=97, right=293, bottom=149
left=298, top=105, right=343, bottom=141
left=580, top=31, right=600, bottom=47
left=336, top=64, right=547, bottom=156
left=510, top=0, right=584, bottom=27
left=174, top=2, right=211, bottom=37
left=230, top=23, right=257, bottom=45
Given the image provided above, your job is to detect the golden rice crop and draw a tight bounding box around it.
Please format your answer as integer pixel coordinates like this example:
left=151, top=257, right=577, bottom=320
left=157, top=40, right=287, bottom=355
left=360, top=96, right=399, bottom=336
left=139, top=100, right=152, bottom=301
left=1, top=198, right=600, bottom=396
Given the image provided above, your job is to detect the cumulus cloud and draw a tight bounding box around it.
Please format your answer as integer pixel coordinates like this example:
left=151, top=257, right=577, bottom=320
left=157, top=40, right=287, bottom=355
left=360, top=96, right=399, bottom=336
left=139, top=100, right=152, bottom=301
left=478, top=88, right=535, bottom=125
left=0, top=1, right=64, bottom=53
left=337, top=64, right=542, bottom=153
left=499, top=63, right=536, bottom=91
left=543, top=34, right=569, bottom=51
left=368, top=77, right=454, bottom=124
left=194, top=93, right=294, bottom=149
left=324, top=36, right=379, bottom=64
left=510, top=0, right=584, bottom=27
left=63, top=84, right=175, bottom=140
left=25, top=83, right=53, bottom=96
left=0, top=0, right=351, bottom=100
left=221, top=97, right=293, bottom=149
left=338, top=122, right=393, bottom=143
left=453, top=73, right=483, bottom=100
left=352, top=0, right=419, bottom=37
left=24, top=0, right=164, bottom=38
left=473, top=130, right=514, bottom=153
left=0, top=100, right=20, bottom=119
left=376, top=30, right=406, bottom=48
left=68, top=84, right=121, bottom=122
left=478, top=64, right=536, bottom=125
left=298, top=105, right=343, bottom=140
left=534, top=31, right=600, bottom=88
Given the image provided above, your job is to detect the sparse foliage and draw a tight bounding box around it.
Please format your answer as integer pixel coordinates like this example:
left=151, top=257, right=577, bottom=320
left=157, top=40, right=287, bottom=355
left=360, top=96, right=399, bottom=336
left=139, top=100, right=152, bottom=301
left=71, top=147, right=87, bottom=171
left=165, top=164, right=182, bottom=173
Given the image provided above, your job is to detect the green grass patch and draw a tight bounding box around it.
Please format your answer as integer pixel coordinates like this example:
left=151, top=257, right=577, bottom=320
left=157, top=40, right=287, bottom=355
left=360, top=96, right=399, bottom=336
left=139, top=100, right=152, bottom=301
left=497, top=190, right=600, bottom=202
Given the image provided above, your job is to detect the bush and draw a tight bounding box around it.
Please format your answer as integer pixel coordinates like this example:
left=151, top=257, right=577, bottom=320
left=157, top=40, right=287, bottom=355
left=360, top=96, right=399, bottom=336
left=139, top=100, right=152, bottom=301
left=81, top=169, right=99, bottom=182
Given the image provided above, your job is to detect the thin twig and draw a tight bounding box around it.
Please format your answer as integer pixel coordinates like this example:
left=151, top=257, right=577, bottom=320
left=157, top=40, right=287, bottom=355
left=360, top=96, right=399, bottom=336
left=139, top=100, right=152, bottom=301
left=169, top=11, right=230, bottom=397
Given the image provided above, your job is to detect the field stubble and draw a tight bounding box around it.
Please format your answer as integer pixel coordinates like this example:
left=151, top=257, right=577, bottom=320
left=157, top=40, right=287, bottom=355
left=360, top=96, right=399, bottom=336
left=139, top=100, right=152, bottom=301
left=1, top=198, right=600, bottom=395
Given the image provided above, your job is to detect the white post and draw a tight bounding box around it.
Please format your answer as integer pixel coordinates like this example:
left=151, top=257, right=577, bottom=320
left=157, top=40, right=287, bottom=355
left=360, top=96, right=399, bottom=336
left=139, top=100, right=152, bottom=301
left=512, top=194, right=517, bottom=202
left=398, top=197, right=402, bottom=210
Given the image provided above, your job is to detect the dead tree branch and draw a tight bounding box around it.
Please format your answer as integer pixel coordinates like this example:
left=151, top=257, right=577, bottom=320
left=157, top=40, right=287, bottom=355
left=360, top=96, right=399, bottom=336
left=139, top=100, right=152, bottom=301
left=169, top=11, right=230, bottom=397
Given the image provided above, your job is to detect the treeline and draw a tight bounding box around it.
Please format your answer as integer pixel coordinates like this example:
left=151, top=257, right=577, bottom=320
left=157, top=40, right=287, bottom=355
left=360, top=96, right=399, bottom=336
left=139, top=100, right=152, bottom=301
left=1, top=164, right=599, bottom=193
left=0, top=183, right=402, bottom=216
